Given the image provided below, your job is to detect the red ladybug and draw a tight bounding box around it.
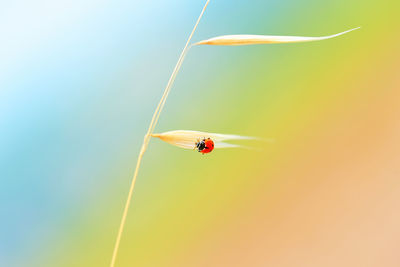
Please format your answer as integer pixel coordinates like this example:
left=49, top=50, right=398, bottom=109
left=195, top=138, right=214, bottom=154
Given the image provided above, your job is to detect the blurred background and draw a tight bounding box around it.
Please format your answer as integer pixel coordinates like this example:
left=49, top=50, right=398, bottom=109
left=1, top=0, right=399, bottom=266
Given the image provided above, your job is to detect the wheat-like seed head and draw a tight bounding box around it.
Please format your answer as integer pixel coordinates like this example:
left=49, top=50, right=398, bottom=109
left=151, top=130, right=257, bottom=150
left=195, top=27, right=360, bottom=46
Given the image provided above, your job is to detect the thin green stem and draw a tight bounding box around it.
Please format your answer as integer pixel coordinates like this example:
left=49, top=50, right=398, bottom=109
left=109, top=1, right=210, bottom=266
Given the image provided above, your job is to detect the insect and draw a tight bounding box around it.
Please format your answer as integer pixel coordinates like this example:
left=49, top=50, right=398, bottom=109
left=195, top=137, right=214, bottom=154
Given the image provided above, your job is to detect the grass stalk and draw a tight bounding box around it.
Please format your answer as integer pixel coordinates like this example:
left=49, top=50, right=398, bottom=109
left=109, top=1, right=210, bottom=266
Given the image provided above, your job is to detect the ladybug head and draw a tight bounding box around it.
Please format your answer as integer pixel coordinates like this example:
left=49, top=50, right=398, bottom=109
left=195, top=138, right=206, bottom=152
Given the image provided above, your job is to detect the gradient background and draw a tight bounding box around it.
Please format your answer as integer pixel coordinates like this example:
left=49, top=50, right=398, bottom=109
left=1, top=0, right=399, bottom=266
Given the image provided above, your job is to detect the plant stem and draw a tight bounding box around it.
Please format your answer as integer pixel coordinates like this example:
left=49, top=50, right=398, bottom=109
left=109, top=1, right=210, bottom=266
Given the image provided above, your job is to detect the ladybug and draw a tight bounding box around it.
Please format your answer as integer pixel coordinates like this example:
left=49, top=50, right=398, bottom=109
left=195, top=138, right=214, bottom=154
